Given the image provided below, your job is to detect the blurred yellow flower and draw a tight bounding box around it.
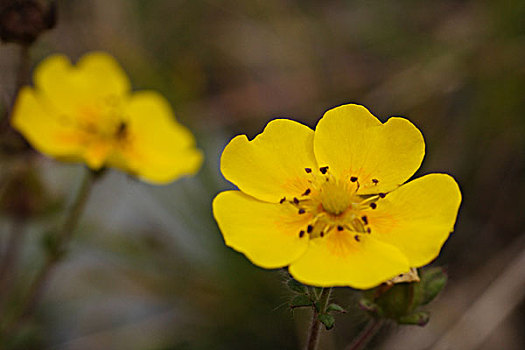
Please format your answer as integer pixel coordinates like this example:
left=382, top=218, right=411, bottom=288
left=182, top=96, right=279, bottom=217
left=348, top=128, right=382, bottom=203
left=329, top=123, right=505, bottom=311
left=11, top=52, right=202, bottom=184
left=213, top=104, right=461, bottom=289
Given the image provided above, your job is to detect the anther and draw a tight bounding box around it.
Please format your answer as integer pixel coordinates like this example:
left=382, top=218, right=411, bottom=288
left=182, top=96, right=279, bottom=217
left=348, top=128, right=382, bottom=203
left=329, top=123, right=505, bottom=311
left=372, top=178, right=379, bottom=185
left=279, top=197, right=286, bottom=204
left=293, top=197, right=299, bottom=204
left=299, top=230, right=305, bottom=238
left=320, top=231, right=325, bottom=237
left=319, top=166, right=329, bottom=174
left=307, top=225, right=313, bottom=233
left=350, top=176, right=358, bottom=182
left=370, top=202, right=377, bottom=209
left=361, top=216, right=368, bottom=225
left=298, top=209, right=305, bottom=214
left=367, top=227, right=372, bottom=234
left=302, top=188, right=311, bottom=196
left=337, top=225, right=344, bottom=231
left=354, top=235, right=361, bottom=242
left=305, top=168, right=312, bottom=173
left=379, top=193, right=386, bottom=198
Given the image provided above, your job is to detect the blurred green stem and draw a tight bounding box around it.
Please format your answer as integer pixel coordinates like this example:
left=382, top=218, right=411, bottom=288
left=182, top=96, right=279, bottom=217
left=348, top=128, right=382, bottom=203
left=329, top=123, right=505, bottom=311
left=4, top=168, right=97, bottom=334
left=0, top=219, right=25, bottom=296
left=305, top=287, right=332, bottom=350
left=1, top=44, right=30, bottom=131
left=346, top=319, right=384, bottom=350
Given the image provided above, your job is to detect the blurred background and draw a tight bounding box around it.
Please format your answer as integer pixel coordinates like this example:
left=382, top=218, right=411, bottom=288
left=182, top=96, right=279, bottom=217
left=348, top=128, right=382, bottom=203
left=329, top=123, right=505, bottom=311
left=0, top=0, right=524, bottom=349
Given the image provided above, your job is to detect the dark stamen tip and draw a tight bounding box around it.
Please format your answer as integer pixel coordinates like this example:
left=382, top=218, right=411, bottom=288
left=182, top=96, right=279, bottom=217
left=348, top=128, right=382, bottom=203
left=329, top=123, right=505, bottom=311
left=350, top=176, right=358, bottom=182
left=299, top=230, right=305, bottom=238
left=367, top=227, right=372, bottom=234
left=361, top=216, right=368, bottom=225
left=337, top=226, right=344, bottom=231
left=370, top=202, right=377, bottom=209
left=354, top=235, right=360, bottom=242
left=298, top=209, right=305, bottom=214
left=279, top=197, right=286, bottom=204
left=319, top=166, right=329, bottom=174
left=305, top=167, right=312, bottom=173
left=320, top=232, right=325, bottom=237
left=302, top=188, right=311, bottom=196
left=307, top=225, right=313, bottom=233
left=379, top=193, right=386, bottom=198
left=293, top=197, right=299, bottom=204
left=372, top=178, right=379, bottom=184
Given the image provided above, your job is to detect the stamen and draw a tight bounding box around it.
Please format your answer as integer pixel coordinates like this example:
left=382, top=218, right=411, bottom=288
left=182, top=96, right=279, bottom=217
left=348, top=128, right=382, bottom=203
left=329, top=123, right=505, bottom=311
left=379, top=193, right=386, bottom=198
left=299, top=230, right=305, bottom=238
left=370, top=202, right=377, bottom=209
left=320, top=231, right=325, bottom=237
left=354, top=235, right=360, bottom=242
left=293, top=197, right=299, bottom=204
left=279, top=197, right=286, bottom=204
left=115, top=122, right=127, bottom=138
left=307, top=225, right=313, bottom=233
left=350, top=176, right=358, bottom=182
left=319, top=166, right=329, bottom=174
left=372, top=179, right=379, bottom=185
left=302, top=188, right=311, bottom=196
left=298, top=209, right=305, bottom=214
left=367, top=227, right=372, bottom=234
left=305, top=168, right=312, bottom=173
left=361, top=216, right=368, bottom=225
left=337, top=225, right=344, bottom=231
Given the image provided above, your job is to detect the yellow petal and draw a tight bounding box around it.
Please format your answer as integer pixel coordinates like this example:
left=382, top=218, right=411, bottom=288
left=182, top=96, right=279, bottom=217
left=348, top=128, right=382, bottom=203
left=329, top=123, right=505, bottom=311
left=314, top=104, right=424, bottom=194
left=112, top=91, right=202, bottom=184
left=289, top=231, right=410, bottom=289
left=34, top=52, right=130, bottom=114
left=11, top=87, right=83, bottom=159
left=212, top=190, right=310, bottom=269
left=84, top=141, right=112, bottom=170
left=221, top=119, right=318, bottom=202
left=366, top=174, right=462, bottom=267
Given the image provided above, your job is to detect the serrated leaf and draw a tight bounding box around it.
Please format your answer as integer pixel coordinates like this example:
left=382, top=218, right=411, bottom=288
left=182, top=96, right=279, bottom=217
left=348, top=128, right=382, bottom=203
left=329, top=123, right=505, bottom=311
left=326, top=303, right=346, bottom=313
left=290, top=295, right=312, bottom=308
left=287, top=279, right=308, bottom=294
left=318, top=313, right=335, bottom=330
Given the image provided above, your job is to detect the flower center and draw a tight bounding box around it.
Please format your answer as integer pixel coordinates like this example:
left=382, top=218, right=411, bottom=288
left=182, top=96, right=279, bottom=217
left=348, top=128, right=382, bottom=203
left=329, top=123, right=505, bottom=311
left=318, top=177, right=355, bottom=215
left=59, top=95, right=131, bottom=145
left=282, top=166, right=385, bottom=242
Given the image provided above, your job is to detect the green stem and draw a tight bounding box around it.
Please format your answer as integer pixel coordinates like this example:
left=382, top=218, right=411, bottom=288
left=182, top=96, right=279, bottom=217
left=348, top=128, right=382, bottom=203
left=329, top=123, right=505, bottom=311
left=346, top=319, right=384, bottom=350
left=0, top=219, right=25, bottom=297
left=305, top=287, right=332, bottom=350
left=1, top=44, right=30, bottom=130
left=3, top=168, right=97, bottom=334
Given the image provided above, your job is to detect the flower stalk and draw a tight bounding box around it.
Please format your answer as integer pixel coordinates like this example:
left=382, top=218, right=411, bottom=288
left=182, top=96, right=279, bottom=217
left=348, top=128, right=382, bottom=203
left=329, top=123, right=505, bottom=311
left=305, top=287, right=332, bottom=350
left=3, top=167, right=98, bottom=335
left=346, top=319, right=384, bottom=350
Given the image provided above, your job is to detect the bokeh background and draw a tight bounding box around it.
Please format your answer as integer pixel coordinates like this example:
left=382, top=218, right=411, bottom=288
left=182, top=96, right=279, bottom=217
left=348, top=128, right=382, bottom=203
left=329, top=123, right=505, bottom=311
left=1, top=0, right=524, bottom=349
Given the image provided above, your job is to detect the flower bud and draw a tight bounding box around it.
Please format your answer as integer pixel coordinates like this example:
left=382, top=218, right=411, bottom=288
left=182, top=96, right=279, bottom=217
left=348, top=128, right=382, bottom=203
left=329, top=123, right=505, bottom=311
left=0, top=0, right=56, bottom=45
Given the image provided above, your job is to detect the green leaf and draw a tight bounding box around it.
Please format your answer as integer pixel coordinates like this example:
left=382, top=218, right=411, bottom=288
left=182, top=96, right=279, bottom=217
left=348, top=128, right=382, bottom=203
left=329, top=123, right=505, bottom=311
left=420, top=268, right=447, bottom=305
left=326, top=303, right=346, bottom=313
left=287, top=279, right=308, bottom=294
left=290, top=295, right=312, bottom=308
left=358, top=298, right=380, bottom=314
left=318, top=313, right=335, bottom=330
left=398, top=311, right=430, bottom=327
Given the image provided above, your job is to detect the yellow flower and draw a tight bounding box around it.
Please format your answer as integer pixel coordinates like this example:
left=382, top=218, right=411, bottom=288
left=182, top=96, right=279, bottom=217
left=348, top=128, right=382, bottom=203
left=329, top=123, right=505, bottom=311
left=11, top=52, right=202, bottom=184
left=213, top=104, right=461, bottom=289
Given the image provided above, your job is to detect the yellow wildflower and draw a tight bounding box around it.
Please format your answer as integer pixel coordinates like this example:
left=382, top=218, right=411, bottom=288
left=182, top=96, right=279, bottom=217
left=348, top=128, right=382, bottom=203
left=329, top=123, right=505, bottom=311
left=11, top=52, right=202, bottom=184
left=213, top=104, right=461, bottom=289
